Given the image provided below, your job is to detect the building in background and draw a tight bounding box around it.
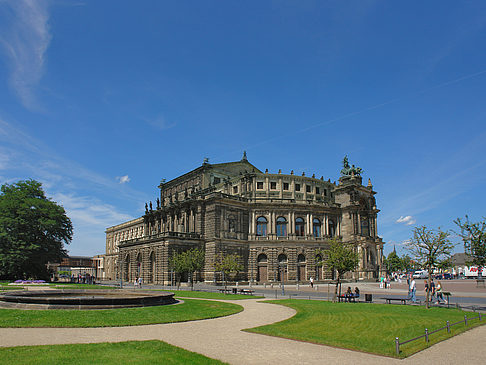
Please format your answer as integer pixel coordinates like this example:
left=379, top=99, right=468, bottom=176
left=105, top=153, right=385, bottom=284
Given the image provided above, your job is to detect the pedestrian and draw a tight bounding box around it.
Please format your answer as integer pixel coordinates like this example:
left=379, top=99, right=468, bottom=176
left=436, top=280, right=444, bottom=304
left=309, top=277, right=314, bottom=288
left=430, top=279, right=436, bottom=302
left=379, top=276, right=384, bottom=289
left=138, top=277, right=142, bottom=288
left=134, top=278, right=138, bottom=288
left=386, top=276, right=391, bottom=289
left=409, top=278, right=416, bottom=302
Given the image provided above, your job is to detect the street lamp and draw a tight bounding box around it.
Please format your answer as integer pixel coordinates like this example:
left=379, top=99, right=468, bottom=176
left=279, top=263, right=285, bottom=296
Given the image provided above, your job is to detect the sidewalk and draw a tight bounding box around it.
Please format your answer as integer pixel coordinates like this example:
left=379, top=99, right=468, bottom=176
left=0, top=298, right=484, bottom=364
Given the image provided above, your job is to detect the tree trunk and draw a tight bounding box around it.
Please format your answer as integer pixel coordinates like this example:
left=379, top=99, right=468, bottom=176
left=333, top=274, right=340, bottom=302
left=426, top=270, right=431, bottom=309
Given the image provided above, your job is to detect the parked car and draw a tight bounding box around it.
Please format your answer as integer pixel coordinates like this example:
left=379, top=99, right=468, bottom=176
left=413, top=270, right=428, bottom=279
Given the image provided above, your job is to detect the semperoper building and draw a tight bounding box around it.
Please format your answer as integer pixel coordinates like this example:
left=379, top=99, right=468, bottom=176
left=104, top=153, right=385, bottom=284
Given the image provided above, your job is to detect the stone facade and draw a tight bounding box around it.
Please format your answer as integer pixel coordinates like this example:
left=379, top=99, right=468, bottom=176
left=104, top=154, right=385, bottom=284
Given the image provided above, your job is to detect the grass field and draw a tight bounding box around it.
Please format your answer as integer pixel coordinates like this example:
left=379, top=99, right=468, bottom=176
left=0, top=298, right=242, bottom=328
left=246, top=300, right=484, bottom=358
left=0, top=340, right=226, bottom=365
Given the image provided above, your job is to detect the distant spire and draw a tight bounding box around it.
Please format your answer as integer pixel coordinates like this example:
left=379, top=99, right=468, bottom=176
left=242, top=151, right=247, bottom=161
left=393, top=245, right=397, bottom=254
left=367, top=178, right=373, bottom=189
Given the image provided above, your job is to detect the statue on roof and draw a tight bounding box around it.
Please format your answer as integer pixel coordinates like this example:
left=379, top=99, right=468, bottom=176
left=242, top=151, right=247, bottom=161
left=203, top=157, right=209, bottom=165
left=340, top=155, right=363, bottom=177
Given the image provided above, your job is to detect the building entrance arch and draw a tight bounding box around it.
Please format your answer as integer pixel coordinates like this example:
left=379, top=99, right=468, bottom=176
left=257, top=253, right=268, bottom=282
left=297, top=254, right=306, bottom=282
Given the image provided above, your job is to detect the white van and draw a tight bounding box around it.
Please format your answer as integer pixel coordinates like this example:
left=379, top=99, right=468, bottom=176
left=412, top=270, right=428, bottom=279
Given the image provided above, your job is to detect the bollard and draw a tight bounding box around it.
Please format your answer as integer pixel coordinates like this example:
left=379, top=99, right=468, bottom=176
left=425, top=328, right=429, bottom=343
left=275, top=290, right=278, bottom=299
left=465, top=315, right=468, bottom=326
left=395, top=337, right=400, bottom=355
left=447, top=320, right=450, bottom=333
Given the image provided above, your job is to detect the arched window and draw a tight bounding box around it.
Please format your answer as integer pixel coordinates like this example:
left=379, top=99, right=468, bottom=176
left=313, top=218, right=321, bottom=237
left=276, top=216, right=287, bottom=237
left=228, top=216, right=236, bottom=232
left=295, top=217, right=305, bottom=236
left=328, top=219, right=335, bottom=237
left=257, top=253, right=268, bottom=263
left=297, top=254, right=306, bottom=263
left=256, top=216, right=267, bottom=237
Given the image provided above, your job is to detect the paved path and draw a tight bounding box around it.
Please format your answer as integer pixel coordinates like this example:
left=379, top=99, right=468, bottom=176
left=0, top=299, right=485, bottom=364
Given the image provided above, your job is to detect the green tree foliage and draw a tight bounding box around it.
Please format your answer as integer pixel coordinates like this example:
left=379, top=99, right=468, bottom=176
left=454, top=216, right=486, bottom=273
left=406, top=226, right=455, bottom=308
left=400, top=254, right=417, bottom=272
left=383, top=250, right=402, bottom=273
left=0, top=180, right=73, bottom=280
left=168, top=247, right=205, bottom=290
left=317, top=239, right=358, bottom=301
left=214, top=253, right=244, bottom=290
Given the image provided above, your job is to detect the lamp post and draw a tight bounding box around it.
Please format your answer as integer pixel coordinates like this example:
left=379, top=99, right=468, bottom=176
left=279, top=263, right=285, bottom=296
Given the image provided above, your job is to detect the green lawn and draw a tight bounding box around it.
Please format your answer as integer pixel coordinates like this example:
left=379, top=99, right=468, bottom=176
left=0, top=340, right=226, bottom=365
left=0, top=299, right=242, bottom=328
left=246, top=300, right=484, bottom=358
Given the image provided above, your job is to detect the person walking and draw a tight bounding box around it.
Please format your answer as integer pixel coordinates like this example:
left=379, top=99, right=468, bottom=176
left=309, top=277, right=314, bottom=288
left=409, top=278, right=417, bottom=302
left=430, top=279, right=436, bottom=302
left=436, top=280, right=444, bottom=304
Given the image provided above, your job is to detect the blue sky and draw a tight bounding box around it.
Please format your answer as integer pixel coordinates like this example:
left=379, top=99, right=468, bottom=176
left=1, top=0, right=485, bottom=257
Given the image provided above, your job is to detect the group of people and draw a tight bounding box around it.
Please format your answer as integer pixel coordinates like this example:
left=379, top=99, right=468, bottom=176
left=379, top=275, right=393, bottom=289
left=134, top=277, right=143, bottom=288
left=407, top=276, right=445, bottom=304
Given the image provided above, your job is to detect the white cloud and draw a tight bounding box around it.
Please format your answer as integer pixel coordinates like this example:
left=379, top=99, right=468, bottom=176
left=396, top=216, right=417, bottom=226
left=116, top=175, right=130, bottom=184
left=0, top=0, right=51, bottom=110
left=52, top=193, right=132, bottom=228
left=145, top=115, right=176, bottom=130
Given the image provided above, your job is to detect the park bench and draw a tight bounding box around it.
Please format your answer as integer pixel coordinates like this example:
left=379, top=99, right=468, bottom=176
left=239, top=289, right=254, bottom=295
left=381, top=297, right=408, bottom=305
left=338, top=293, right=359, bottom=303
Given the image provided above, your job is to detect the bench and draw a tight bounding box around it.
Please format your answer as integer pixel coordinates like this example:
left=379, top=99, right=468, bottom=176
left=239, top=289, right=254, bottom=295
left=382, top=297, right=408, bottom=305
left=338, top=294, right=359, bottom=303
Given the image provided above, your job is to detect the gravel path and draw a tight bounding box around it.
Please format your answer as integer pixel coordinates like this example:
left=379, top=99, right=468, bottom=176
left=0, top=299, right=484, bottom=364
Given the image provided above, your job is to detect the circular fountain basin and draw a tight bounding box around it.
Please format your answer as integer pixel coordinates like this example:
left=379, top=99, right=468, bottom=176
left=0, top=289, right=176, bottom=310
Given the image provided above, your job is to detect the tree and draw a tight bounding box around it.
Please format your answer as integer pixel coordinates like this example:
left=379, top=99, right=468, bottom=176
left=383, top=250, right=402, bottom=273
left=214, top=253, right=244, bottom=292
left=0, top=180, right=73, bottom=280
left=317, top=239, right=358, bottom=302
left=406, top=226, right=455, bottom=308
left=454, top=216, right=486, bottom=278
left=168, top=247, right=205, bottom=290
left=400, top=254, right=417, bottom=272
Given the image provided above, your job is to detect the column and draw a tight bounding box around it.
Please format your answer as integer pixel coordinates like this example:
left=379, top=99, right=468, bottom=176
left=306, top=213, right=310, bottom=235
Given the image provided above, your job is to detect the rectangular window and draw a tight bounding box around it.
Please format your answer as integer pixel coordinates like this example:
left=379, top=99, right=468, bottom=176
left=295, top=183, right=300, bottom=191
left=324, top=189, right=327, bottom=196
left=315, top=187, right=320, bottom=194
left=283, top=182, right=289, bottom=190
left=270, top=181, right=277, bottom=189
left=213, top=177, right=221, bottom=184
left=306, top=185, right=311, bottom=193
left=257, top=182, right=264, bottom=189
left=233, top=186, right=238, bottom=194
